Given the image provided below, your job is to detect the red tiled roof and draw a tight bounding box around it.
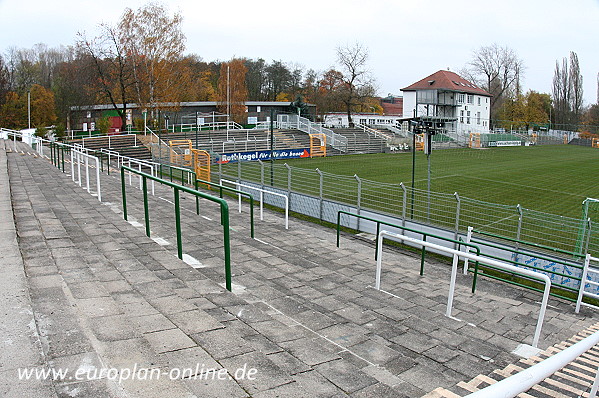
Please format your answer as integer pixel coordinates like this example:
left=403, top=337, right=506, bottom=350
left=381, top=101, right=403, bottom=116
left=401, top=70, right=491, bottom=97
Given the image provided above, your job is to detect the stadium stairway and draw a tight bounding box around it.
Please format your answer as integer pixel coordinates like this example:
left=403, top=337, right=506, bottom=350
left=423, top=321, right=599, bottom=397
left=3, top=140, right=599, bottom=397
left=70, top=135, right=153, bottom=161
left=333, top=128, right=387, bottom=154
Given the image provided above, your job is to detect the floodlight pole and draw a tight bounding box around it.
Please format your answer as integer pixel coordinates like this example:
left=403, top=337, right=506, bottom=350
left=270, top=109, right=274, bottom=186
left=427, top=128, right=431, bottom=223
left=410, top=110, right=416, bottom=219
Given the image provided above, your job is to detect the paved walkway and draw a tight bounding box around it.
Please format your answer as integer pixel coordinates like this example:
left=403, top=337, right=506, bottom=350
left=1, top=141, right=597, bottom=397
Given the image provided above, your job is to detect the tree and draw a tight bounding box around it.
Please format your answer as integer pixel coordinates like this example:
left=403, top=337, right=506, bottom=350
left=216, top=59, right=248, bottom=124
left=265, top=60, right=292, bottom=101
left=119, top=3, right=186, bottom=113
left=77, top=24, right=135, bottom=129
left=245, top=58, right=267, bottom=100
left=569, top=52, right=584, bottom=123
left=496, top=90, right=550, bottom=130
left=552, top=51, right=584, bottom=128
left=462, top=43, right=524, bottom=122
left=29, top=84, right=57, bottom=127
left=336, top=43, right=375, bottom=127
left=0, top=92, right=26, bottom=129
left=0, top=55, right=9, bottom=106
left=583, top=104, right=599, bottom=134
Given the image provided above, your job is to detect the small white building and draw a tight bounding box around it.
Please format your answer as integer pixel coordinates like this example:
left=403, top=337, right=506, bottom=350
left=401, top=70, right=491, bottom=138
left=323, top=112, right=402, bottom=128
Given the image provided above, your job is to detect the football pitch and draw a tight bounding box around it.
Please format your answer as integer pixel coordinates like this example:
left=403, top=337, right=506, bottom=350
left=283, top=145, right=599, bottom=219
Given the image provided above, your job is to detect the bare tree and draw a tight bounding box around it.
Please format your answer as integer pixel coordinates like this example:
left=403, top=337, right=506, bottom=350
left=552, top=51, right=584, bottom=127
left=77, top=24, right=136, bottom=128
left=569, top=52, right=584, bottom=122
left=462, top=43, right=524, bottom=122
left=336, top=42, right=375, bottom=127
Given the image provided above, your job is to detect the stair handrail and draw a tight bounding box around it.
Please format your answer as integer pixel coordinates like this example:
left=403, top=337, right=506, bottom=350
left=464, top=327, right=599, bottom=398
left=280, top=114, right=347, bottom=152
left=355, top=123, right=390, bottom=142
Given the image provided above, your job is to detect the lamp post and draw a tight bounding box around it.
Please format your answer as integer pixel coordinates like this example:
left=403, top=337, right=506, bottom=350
left=28, top=91, right=31, bottom=129
left=270, top=109, right=275, bottom=186
left=195, top=111, right=199, bottom=149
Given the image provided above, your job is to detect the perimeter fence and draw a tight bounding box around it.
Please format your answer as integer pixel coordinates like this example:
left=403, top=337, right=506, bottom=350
left=214, top=160, right=596, bottom=260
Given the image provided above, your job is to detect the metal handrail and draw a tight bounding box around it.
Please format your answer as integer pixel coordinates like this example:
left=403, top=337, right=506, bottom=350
left=120, top=165, right=233, bottom=291
left=473, top=228, right=585, bottom=258
left=464, top=328, right=599, bottom=397
left=465, top=234, right=584, bottom=300
left=195, top=177, right=255, bottom=239
left=220, top=178, right=289, bottom=230
left=576, top=254, right=599, bottom=313
left=70, top=148, right=101, bottom=202
left=336, top=211, right=481, bottom=284
left=376, top=230, right=551, bottom=348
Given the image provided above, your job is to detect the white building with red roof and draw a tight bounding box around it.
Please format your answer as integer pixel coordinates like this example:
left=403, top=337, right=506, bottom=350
left=401, top=70, right=492, bottom=139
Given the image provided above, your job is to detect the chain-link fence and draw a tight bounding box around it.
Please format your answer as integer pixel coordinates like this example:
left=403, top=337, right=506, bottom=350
left=215, top=160, right=595, bottom=259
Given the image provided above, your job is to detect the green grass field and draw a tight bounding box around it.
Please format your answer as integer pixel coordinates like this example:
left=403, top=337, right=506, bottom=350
left=282, top=145, right=599, bottom=219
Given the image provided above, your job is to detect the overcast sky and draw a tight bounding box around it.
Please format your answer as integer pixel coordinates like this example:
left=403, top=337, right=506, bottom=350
left=1, top=0, right=597, bottom=105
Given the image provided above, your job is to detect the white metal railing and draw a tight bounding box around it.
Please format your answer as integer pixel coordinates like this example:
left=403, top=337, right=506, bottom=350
left=376, top=230, right=551, bottom=348
left=464, top=327, right=599, bottom=398
left=355, top=123, right=390, bottom=142
left=70, top=148, right=101, bottom=201
left=278, top=114, right=348, bottom=152
left=220, top=178, right=289, bottom=229
left=576, top=254, right=599, bottom=313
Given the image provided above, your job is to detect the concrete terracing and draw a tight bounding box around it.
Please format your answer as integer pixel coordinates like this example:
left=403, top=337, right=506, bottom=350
left=1, top=140, right=598, bottom=397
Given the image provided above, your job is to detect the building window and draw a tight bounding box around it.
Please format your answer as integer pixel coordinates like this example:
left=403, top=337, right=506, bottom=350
left=467, top=95, right=474, bottom=104
left=460, top=110, right=464, bottom=123
left=477, top=97, right=481, bottom=106
left=257, top=106, right=261, bottom=113
left=467, top=110, right=471, bottom=124
left=458, top=94, right=465, bottom=104
left=477, top=112, right=481, bottom=124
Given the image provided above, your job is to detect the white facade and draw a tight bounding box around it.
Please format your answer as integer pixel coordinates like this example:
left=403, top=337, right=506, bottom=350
left=402, top=91, right=491, bottom=136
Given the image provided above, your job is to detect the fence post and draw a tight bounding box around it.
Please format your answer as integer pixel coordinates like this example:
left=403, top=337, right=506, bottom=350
left=576, top=254, right=591, bottom=313
left=238, top=159, right=242, bottom=181
left=463, top=226, right=473, bottom=274
left=514, top=204, right=523, bottom=263
left=355, top=175, right=361, bottom=231
left=142, top=176, right=150, bottom=237
left=285, top=163, right=291, bottom=195
left=401, top=183, right=407, bottom=235
left=258, top=160, right=265, bottom=188
left=317, top=168, right=323, bottom=221
left=174, top=188, right=183, bottom=260
left=585, top=218, right=593, bottom=255
left=454, top=192, right=461, bottom=250
left=120, top=167, right=128, bottom=221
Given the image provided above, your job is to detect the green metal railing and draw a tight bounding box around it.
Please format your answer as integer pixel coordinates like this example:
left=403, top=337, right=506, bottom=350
left=473, top=229, right=587, bottom=260
left=159, top=163, right=196, bottom=186
left=50, top=141, right=67, bottom=172
left=120, top=165, right=233, bottom=291
left=195, top=178, right=255, bottom=239
left=157, top=163, right=255, bottom=238
left=336, top=211, right=481, bottom=291
left=469, top=229, right=585, bottom=301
